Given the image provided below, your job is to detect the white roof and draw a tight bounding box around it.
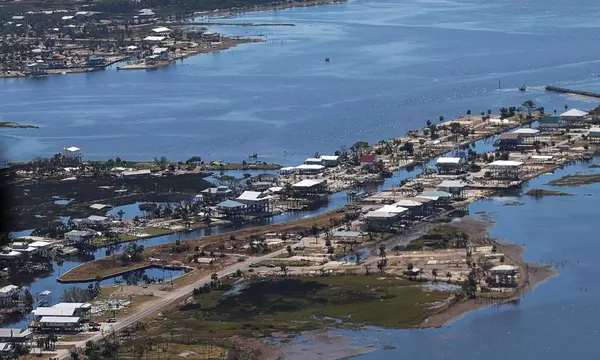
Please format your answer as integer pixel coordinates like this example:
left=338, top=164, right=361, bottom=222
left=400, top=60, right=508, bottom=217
left=236, top=191, right=270, bottom=202
left=490, top=265, right=518, bottom=272
left=295, top=164, right=325, bottom=170
left=512, top=128, right=540, bottom=134
left=65, top=146, right=80, bottom=152
left=11, top=16, right=24, bottom=20
left=0, top=329, right=27, bottom=338
left=394, top=199, right=423, bottom=207
left=292, top=179, right=326, bottom=188
left=126, top=45, right=139, bottom=50
left=304, top=157, right=322, bottom=163
left=87, top=215, right=108, bottom=222
left=438, top=180, right=467, bottom=188
left=144, top=36, right=166, bottom=41
left=589, top=127, right=600, bottom=133
left=531, top=155, right=553, bottom=160
left=39, top=316, right=80, bottom=324
left=65, top=230, right=92, bottom=236
left=52, top=302, right=91, bottom=309
left=152, top=27, right=170, bottom=33
left=153, top=47, right=168, bottom=54
left=378, top=205, right=408, bottom=214
left=90, top=203, right=111, bottom=210
left=280, top=167, right=295, bottom=172
left=0, top=285, right=19, bottom=294
left=122, top=169, right=151, bottom=176
left=364, top=211, right=398, bottom=219
left=29, top=241, right=51, bottom=248
left=33, top=307, right=76, bottom=316
left=61, top=15, right=74, bottom=20
left=489, top=160, right=523, bottom=167
left=0, top=251, right=22, bottom=257
left=560, top=109, right=588, bottom=117
left=320, top=155, right=339, bottom=161
left=436, top=157, right=462, bottom=165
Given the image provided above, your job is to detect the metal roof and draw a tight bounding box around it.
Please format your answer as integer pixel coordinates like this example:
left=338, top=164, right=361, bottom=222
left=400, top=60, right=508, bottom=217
left=39, top=316, right=80, bottom=323
left=0, top=285, right=18, bottom=294
left=319, top=155, right=339, bottom=161
left=438, top=180, right=467, bottom=188
left=560, top=109, right=588, bottom=117
left=378, top=205, right=408, bottom=214
left=435, top=157, right=462, bottom=165
left=489, top=160, right=523, bottom=167
left=33, top=307, right=76, bottom=316
left=295, top=164, right=325, bottom=170
left=292, top=179, right=326, bottom=188
left=217, top=200, right=246, bottom=209
left=364, top=211, right=398, bottom=219
left=236, top=191, right=269, bottom=202
left=394, top=199, right=424, bottom=207
left=0, top=329, right=27, bottom=338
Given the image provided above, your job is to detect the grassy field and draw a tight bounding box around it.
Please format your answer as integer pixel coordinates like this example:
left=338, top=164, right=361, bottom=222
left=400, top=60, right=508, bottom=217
left=142, top=275, right=451, bottom=341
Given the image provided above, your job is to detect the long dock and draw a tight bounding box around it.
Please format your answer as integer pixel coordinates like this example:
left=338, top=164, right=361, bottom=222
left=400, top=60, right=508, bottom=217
left=545, top=85, right=600, bottom=99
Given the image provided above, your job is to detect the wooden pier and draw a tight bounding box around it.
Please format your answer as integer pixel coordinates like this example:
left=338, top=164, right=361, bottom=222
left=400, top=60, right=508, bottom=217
left=545, top=85, right=600, bottom=99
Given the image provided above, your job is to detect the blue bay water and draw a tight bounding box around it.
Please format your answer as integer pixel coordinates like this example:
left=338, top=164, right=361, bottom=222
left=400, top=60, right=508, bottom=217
left=2, top=0, right=600, bottom=164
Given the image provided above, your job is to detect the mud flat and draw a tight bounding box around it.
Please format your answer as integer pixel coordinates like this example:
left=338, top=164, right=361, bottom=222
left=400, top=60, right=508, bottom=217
left=547, top=173, right=600, bottom=187
left=525, top=188, right=572, bottom=197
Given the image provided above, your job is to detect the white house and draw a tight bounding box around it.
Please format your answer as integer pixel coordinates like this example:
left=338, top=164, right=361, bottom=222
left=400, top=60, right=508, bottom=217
left=64, top=230, right=94, bottom=245
left=319, top=155, right=340, bottom=167
left=62, top=146, right=82, bottom=162
left=560, top=108, right=588, bottom=127
left=0, top=286, right=19, bottom=307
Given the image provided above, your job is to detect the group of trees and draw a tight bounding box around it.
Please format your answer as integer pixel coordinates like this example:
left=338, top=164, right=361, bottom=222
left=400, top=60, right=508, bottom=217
left=61, top=284, right=100, bottom=303
left=120, top=243, right=144, bottom=263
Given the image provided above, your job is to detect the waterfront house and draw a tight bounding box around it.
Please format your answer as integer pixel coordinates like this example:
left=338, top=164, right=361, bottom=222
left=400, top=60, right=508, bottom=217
left=295, top=164, right=325, bottom=175
left=26, top=62, right=48, bottom=76
left=236, top=191, right=271, bottom=213
left=152, top=47, right=170, bottom=61
left=64, top=230, right=93, bottom=245
left=201, top=186, right=232, bottom=202
left=46, top=54, right=67, bottom=68
left=62, top=146, right=82, bottom=163
left=319, top=155, right=340, bottom=167
left=435, top=157, right=463, bottom=175
left=151, top=27, right=170, bottom=35
left=279, top=167, right=296, bottom=175
left=0, top=250, right=23, bottom=266
left=538, top=116, right=561, bottom=131
left=11, top=242, right=38, bottom=257
left=51, top=303, right=91, bottom=320
left=84, top=215, right=109, bottom=225
left=416, top=191, right=452, bottom=205
left=437, top=180, right=468, bottom=197
left=28, top=241, right=52, bottom=257
left=588, top=127, right=600, bottom=143
left=87, top=55, right=105, bottom=67
left=363, top=205, right=407, bottom=232
left=201, top=31, right=220, bottom=41
left=360, top=154, right=377, bottom=167
left=0, top=329, right=31, bottom=343
left=394, top=199, right=428, bottom=217
left=36, top=316, right=82, bottom=330
left=0, top=343, right=15, bottom=358
left=216, top=200, right=247, bottom=221
left=143, top=36, right=166, bottom=43
left=560, top=108, right=588, bottom=128
left=512, top=128, right=540, bottom=139
left=304, top=157, right=323, bottom=166
left=487, top=160, right=523, bottom=180
left=530, top=155, right=554, bottom=164
left=291, top=179, right=327, bottom=198
left=0, top=286, right=19, bottom=307
left=494, top=133, right=525, bottom=151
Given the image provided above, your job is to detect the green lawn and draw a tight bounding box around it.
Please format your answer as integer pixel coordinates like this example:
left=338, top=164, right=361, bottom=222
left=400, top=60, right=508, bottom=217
left=146, top=275, right=451, bottom=340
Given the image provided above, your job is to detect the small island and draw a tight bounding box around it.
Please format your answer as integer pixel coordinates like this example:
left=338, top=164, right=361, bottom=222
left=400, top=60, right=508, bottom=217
left=547, top=174, right=600, bottom=187
left=0, top=121, right=38, bottom=129
left=525, top=189, right=572, bottom=197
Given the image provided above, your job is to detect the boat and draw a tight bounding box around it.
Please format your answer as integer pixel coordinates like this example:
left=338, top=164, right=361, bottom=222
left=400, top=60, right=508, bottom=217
left=519, top=85, right=526, bottom=92
left=324, top=58, right=330, bottom=62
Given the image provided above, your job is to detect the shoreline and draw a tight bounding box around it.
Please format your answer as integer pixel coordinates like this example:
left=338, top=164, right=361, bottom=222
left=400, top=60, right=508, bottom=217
left=194, top=0, right=347, bottom=18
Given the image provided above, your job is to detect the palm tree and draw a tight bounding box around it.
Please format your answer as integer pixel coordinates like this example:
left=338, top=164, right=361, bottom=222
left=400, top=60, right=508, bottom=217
left=564, top=104, right=569, bottom=111
left=432, top=269, right=438, bottom=283
left=439, top=116, right=444, bottom=123
left=210, top=273, right=218, bottom=287
left=286, top=245, right=293, bottom=257
left=446, top=272, right=452, bottom=282
left=117, top=209, right=125, bottom=222
left=522, top=100, right=536, bottom=116
left=466, top=110, right=471, bottom=118
left=487, top=109, right=492, bottom=116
